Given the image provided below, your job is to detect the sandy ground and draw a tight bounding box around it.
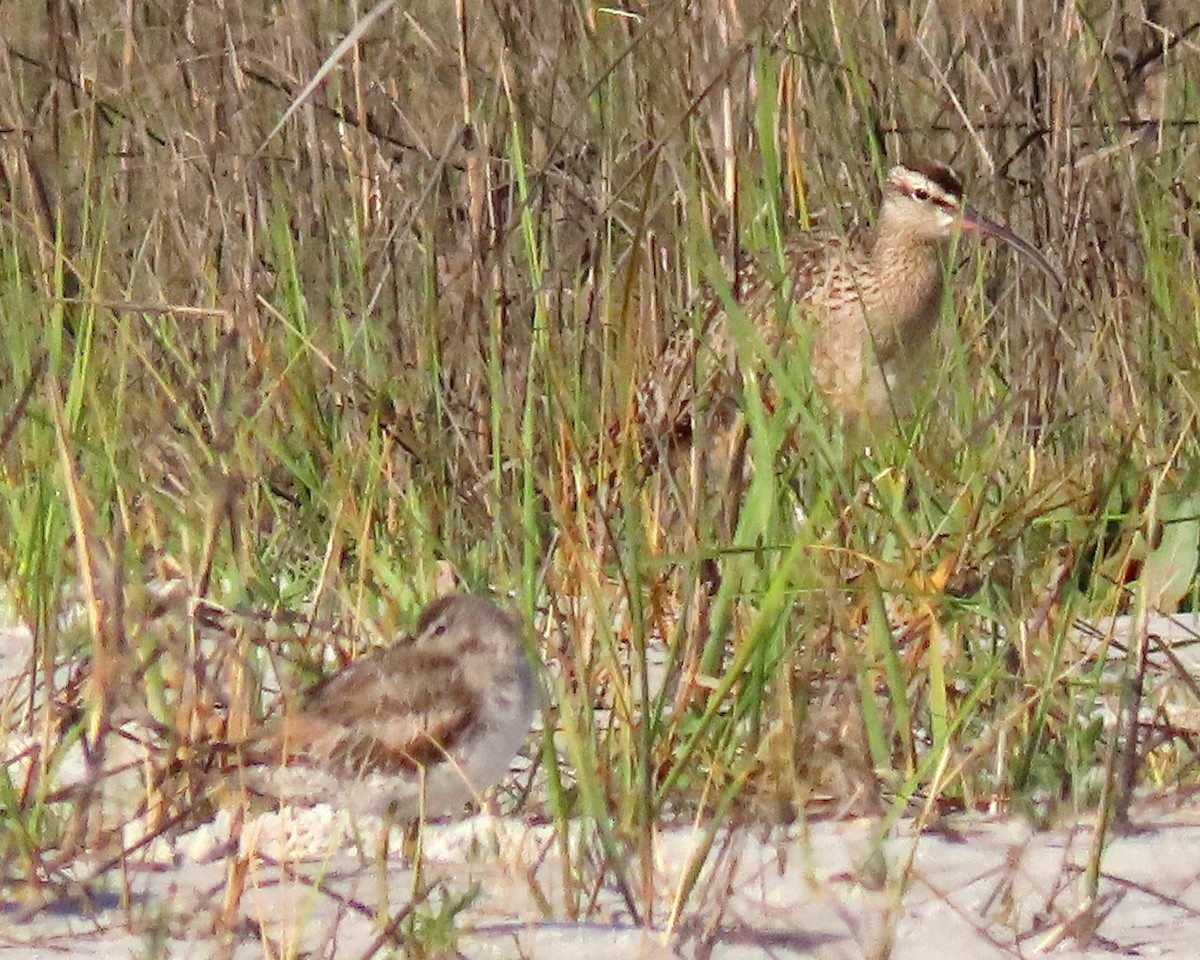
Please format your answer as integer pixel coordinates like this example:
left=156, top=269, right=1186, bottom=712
left=3, top=802, right=1200, bottom=959
left=3, top=616, right=1200, bottom=958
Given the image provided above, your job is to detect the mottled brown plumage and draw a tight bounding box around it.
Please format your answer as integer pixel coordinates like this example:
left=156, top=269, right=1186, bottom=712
left=634, top=162, right=1060, bottom=448
left=241, top=594, right=535, bottom=821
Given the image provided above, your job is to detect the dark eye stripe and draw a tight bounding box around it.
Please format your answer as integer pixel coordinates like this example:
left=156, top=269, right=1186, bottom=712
left=911, top=162, right=964, bottom=197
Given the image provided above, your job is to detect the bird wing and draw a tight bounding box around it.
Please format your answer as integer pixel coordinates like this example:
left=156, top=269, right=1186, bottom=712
left=627, top=248, right=792, bottom=459
left=265, top=646, right=482, bottom=776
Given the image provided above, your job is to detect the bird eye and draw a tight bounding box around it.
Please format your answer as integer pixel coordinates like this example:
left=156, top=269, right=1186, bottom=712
left=913, top=189, right=929, bottom=201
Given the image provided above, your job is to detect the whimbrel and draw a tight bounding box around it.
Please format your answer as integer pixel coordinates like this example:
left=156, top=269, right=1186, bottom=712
left=632, top=162, right=1061, bottom=450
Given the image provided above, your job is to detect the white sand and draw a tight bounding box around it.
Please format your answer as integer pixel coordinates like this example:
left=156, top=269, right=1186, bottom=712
left=3, top=802, right=1200, bottom=958
left=4, top=615, right=1200, bottom=958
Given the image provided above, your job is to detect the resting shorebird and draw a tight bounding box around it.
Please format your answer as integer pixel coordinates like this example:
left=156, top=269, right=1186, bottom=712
left=631, top=161, right=1062, bottom=453
left=238, top=593, right=535, bottom=821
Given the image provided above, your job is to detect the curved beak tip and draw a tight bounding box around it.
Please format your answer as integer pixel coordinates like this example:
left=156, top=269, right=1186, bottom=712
left=961, top=207, right=1064, bottom=288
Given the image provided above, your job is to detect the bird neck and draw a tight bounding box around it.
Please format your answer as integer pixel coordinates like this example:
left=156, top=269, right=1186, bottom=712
left=865, top=224, right=947, bottom=350
left=870, top=228, right=943, bottom=286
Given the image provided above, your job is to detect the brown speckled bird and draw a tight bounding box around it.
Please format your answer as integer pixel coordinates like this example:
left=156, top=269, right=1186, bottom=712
left=239, top=594, right=535, bottom=821
left=631, top=162, right=1061, bottom=454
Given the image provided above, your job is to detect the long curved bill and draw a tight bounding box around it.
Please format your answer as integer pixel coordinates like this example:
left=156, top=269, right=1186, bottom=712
left=962, top=205, right=1064, bottom=288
